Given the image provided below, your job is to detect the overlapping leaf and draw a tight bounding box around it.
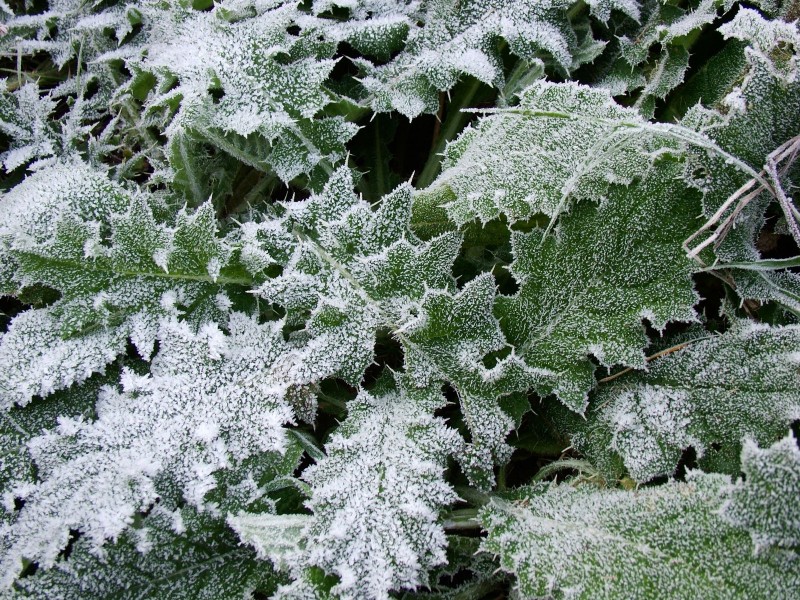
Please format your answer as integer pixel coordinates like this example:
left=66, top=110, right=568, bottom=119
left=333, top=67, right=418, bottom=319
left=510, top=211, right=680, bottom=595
left=497, top=159, right=700, bottom=412
left=255, top=167, right=461, bottom=387
left=12, top=506, right=283, bottom=599
left=480, top=474, right=800, bottom=599
left=721, top=433, right=800, bottom=551
left=416, top=81, right=674, bottom=226
left=0, top=160, right=256, bottom=404
left=354, top=0, right=631, bottom=119
left=0, top=313, right=301, bottom=587
left=560, top=323, right=800, bottom=482
left=125, top=2, right=357, bottom=189
left=233, top=378, right=461, bottom=600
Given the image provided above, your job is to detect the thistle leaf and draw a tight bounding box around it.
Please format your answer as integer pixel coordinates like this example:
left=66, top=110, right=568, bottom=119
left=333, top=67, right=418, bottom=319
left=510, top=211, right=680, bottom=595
left=480, top=474, right=800, bottom=599
left=562, top=323, right=800, bottom=482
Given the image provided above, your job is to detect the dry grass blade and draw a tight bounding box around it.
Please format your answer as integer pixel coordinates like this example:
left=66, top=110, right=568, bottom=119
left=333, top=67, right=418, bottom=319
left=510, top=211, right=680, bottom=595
left=684, top=135, right=800, bottom=265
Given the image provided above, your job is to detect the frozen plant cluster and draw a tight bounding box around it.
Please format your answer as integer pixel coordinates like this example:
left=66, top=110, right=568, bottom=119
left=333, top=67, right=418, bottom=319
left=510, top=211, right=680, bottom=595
left=1, top=0, right=799, bottom=598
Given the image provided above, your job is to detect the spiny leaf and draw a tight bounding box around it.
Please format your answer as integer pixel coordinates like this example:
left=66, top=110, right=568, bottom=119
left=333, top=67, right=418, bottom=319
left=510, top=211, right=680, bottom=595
left=480, top=473, right=800, bottom=599
left=721, top=433, right=800, bottom=551
left=561, top=323, right=800, bottom=482
left=0, top=313, right=299, bottom=586
left=497, top=159, right=700, bottom=412
left=416, top=81, right=678, bottom=227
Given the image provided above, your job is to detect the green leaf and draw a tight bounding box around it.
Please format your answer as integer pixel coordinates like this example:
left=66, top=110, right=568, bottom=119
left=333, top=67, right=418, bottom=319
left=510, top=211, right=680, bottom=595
left=355, top=0, right=614, bottom=119
left=404, top=274, right=548, bottom=487
left=497, top=159, right=700, bottom=412
left=255, top=167, right=461, bottom=387
left=0, top=313, right=300, bottom=587
left=480, top=474, right=800, bottom=599
left=562, top=323, right=800, bottom=482
left=13, top=507, right=282, bottom=599
left=721, top=433, right=800, bottom=551
left=280, top=376, right=461, bottom=599
left=416, top=81, right=679, bottom=227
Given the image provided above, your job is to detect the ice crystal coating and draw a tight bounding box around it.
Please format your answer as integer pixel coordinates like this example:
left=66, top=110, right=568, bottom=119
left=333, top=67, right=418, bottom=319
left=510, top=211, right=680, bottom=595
left=564, top=323, right=800, bottom=482
left=355, top=0, right=619, bottom=118
left=403, top=274, right=549, bottom=487
left=497, top=160, right=700, bottom=412
left=237, top=379, right=461, bottom=600
left=722, top=433, right=800, bottom=551
left=12, top=507, right=280, bottom=599
left=125, top=1, right=357, bottom=188
left=255, top=167, right=461, bottom=386
left=0, top=313, right=300, bottom=586
left=417, top=81, right=670, bottom=225
left=480, top=474, right=800, bottom=599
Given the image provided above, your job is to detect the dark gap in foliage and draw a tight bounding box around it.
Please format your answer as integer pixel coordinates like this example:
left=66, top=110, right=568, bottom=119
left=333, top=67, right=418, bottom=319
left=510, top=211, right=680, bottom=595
left=286, top=25, right=301, bottom=36
left=692, top=272, right=729, bottom=331
left=791, top=420, right=800, bottom=446
left=349, top=112, right=400, bottom=202
left=759, top=210, right=800, bottom=260
left=18, top=560, right=38, bottom=578
left=389, top=113, right=437, bottom=186
left=0, top=296, right=26, bottom=333
left=481, top=345, right=512, bottom=369
left=209, top=86, right=225, bottom=104
left=674, top=446, right=698, bottom=481
left=13, top=497, right=25, bottom=512
left=365, top=334, right=405, bottom=385
left=57, top=529, right=82, bottom=561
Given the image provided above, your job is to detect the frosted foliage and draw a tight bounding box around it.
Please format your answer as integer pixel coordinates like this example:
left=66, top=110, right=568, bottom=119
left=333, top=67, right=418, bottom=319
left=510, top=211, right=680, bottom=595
left=722, top=434, right=800, bottom=550
left=0, top=161, right=245, bottom=384
left=0, top=314, right=296, bottom=587
left=404, top=274, right=550, bottom=487
left=419, top=81, right=668, bottom=226
left=13, top=507, right=278, bottom=599
left=356, top=0, right=613, bottom=118
left=480, top=474, right=800, bottom=599
left=575, top=324, right=800, bottom=482
left=497, top=161, right=700, bottom=412
left=255, top=168, right=460, bottom=385
left=0, top=84, right=57, bottom=171
left=132, top=3, right=357, bottom=182
left=293, top=385, right=461, bottom=600
left=719, top=7, right=800, bottom=78
left=227, top=513, right=309, bottom=570
left=0, top=308, right=125, bottom=409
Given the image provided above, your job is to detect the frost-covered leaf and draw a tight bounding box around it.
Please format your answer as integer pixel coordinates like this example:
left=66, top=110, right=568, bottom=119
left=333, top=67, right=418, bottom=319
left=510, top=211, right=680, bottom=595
left=403, top=274, right=549, bottom=487
left=0, top=84, right=58, bottom=172
left=12, top=506, right=282, bottom=599
left=0, top=313, right=300, bottom=587
left=497, top=159, right=700, bottom=412
left=561, top=323, right=800, bottom=482
left=0, top=160, right=256, bottom=402
left=127, top=2, right=357, bottom=185
left=480, top=474, right=800, bottom=599
left=355, top=0, right=620, bottom=119
left=416, top=81, right=679, bottom=226
left=255, top=167, right=461, bottom=387
left=680, top=9, right=800, bottom=309
left=275, top=378, right=461, bottom=600
left=0, top=307, right=126, bottom=409
left=721, top=433, right=800, bottom=551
